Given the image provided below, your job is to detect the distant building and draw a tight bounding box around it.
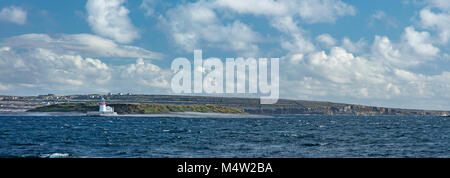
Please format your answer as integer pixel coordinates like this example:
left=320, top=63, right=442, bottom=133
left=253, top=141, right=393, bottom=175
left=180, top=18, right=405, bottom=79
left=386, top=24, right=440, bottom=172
left=343, top=106, right=351, bottom=112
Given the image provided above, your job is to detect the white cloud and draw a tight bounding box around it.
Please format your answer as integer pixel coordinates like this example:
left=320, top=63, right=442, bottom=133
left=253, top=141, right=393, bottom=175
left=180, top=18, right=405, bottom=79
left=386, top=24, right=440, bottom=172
left=119, top=58, right=170, bottom=89
left=368, top=11, right=398, bottom=28
left=0, top=82, right=11, bottom=91
left=306, top=47, right=386, bottom=85
left=160, top=0, right=355, bottom=55
left=417, top=1, right=450, bottom=44
left=0, top=47, right=111, bottom=92
left=86, top=0, right=139, bottom=43
left=364, top=27, right=440, bottom=69
left=270, top=16, right=316, bottom=55
left=140, top=0, right=158, bottom=16
left=426, top=0, right=450, bottom=11
left=372, top=11, right=387, bottom=20
left=161, top=1, right=260, bottom=56
left=0, top=6, right=27, bottom=25
left=1, top=33, right=162, bottom=59
left=394, top=69, right=418, bottom=81
left=293, top=0, right=356, bottom=23
left=316, top=34, right=337, bottom=47
left=419, top=8, right=450, bottom=44
left=280, top=44, right=450, bottom=109
left=402, top=26, right=439, bottom=56
left=0, top=44, right=170, bottom=95
left=213, top=0, right=288, bottom=16
left=0, top=32, right=169, bottom=95
left=214, top=0, right=355, bottom=23
left=341, top=37, right=367, bottom=54
left=209, top=0, right=353, bottom=56
left=371, top=36, right=402, bottom=65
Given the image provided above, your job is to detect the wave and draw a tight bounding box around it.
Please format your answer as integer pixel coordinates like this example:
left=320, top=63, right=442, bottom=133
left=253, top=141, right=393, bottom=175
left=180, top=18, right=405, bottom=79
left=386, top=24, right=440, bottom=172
left=40, top=153, right=70, bottom=158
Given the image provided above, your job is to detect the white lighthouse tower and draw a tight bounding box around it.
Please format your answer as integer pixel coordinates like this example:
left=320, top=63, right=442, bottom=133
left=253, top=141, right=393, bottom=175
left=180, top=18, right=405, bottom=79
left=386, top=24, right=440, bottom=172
left=99, top=98, right=108, bottom=112
left=98, top=98, right=114, bottom=113
left=87, top=98, right=118, bottom=116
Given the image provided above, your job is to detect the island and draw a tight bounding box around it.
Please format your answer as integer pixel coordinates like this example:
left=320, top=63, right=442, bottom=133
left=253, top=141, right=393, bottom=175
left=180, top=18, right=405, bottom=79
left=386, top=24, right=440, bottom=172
left=0, top=94, right=449, bottom=116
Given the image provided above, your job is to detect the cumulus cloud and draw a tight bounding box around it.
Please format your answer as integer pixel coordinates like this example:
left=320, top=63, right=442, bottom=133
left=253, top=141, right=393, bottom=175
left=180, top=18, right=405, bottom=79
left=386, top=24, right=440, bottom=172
left=371, top=36, right=406, bottom=65
left=276, top=20, right=450, bottom=109
left=417, top=0, right=450, bottom=44
left=402, top=26, right=439, bottom=56
left=160, top=1, right=261, bottom=56
left=1, top=33, right=162, bottom=59
left=280, top=44, right=450, bottom=109
left=0, top=45, right=170, bottom=95
left=305, top=47, right=386, bottom=85
left=341, top=37, right=368, bottom=54
left=419, top=8, right=450, bottom=44
left=271, top=16, right=316, bottom=55
left=364, top=27, right=440, bottom=68
left=0, top=6, right=27, bottom=25
left=86, top=0, right=139, bottom=43
left=119, top=58, right=170, bottom=90
left=0, top=47, right=111, bottom=92
left=316, top=34, right=337, bottom=47
left=0, top=32, right=169, bottom=95
left=160, top=0, right=355, bottom=55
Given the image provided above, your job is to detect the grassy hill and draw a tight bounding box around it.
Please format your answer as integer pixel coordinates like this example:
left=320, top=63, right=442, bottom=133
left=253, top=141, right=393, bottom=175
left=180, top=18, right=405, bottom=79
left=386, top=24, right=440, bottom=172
left=27, top=103, right=246, bottom=114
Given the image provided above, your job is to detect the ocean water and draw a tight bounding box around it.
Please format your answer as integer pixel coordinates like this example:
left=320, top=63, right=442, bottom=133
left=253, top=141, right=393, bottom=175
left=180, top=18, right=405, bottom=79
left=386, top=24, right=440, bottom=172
left=0, top=115, right=449, bottom=158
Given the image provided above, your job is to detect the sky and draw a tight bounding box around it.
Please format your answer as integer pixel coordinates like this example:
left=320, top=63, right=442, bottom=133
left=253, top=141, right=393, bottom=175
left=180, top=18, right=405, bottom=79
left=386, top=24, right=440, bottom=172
left=1, top=0, right=450, bottom=110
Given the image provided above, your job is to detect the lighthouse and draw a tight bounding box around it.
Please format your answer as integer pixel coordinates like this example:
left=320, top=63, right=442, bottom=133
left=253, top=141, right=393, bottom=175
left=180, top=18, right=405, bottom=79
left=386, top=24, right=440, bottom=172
left=98, top=98, right=114, bottom=113
left=87, top=98, right=118, bottom=116
left=99, top=98, right=108, bottom=112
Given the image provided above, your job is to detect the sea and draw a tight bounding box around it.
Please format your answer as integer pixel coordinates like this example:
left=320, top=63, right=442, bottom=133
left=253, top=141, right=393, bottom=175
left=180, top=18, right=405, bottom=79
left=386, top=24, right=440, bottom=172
left=0, top=115, right=449, bottom=158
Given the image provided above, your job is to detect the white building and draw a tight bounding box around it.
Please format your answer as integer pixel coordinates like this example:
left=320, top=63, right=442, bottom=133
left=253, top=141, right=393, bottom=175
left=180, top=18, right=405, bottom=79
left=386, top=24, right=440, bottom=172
left=99, top=98, right=114, bottom=113
left=87, top=98, right=118, bottom=116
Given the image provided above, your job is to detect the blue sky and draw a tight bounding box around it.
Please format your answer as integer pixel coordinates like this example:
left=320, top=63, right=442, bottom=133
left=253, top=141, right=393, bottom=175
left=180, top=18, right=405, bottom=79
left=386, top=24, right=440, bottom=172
left=1, top=0, right=450, bottom=110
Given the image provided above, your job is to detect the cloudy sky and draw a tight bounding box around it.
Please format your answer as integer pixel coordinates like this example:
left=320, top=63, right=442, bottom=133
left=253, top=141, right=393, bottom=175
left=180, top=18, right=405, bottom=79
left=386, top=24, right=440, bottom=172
left=1, top=0, right=450, bottom=110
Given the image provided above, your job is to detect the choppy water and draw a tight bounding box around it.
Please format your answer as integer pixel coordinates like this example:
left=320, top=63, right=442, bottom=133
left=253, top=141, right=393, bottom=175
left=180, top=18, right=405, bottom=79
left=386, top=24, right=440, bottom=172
left=0, top=115, right=449, bottom=158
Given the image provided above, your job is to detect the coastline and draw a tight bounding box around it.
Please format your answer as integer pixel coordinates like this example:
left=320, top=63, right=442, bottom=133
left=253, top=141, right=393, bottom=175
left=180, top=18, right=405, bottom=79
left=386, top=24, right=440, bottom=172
left=2, top=94, right=449, bottom=116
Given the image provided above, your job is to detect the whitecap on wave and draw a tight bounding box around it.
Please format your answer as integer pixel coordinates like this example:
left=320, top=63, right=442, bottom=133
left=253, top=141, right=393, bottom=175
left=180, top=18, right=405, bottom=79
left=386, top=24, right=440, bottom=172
left=40, top=153, right=70, bottom=158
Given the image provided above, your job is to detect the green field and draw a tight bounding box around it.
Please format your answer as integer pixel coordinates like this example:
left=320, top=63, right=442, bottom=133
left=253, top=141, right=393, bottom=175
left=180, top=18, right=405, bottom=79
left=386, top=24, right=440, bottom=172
left=28, top=103, right=246, bottom=114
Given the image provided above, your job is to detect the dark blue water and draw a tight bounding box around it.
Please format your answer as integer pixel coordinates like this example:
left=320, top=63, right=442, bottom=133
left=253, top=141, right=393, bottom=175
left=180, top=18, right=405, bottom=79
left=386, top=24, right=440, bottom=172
left=0, top=115, right=449, bottom=158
